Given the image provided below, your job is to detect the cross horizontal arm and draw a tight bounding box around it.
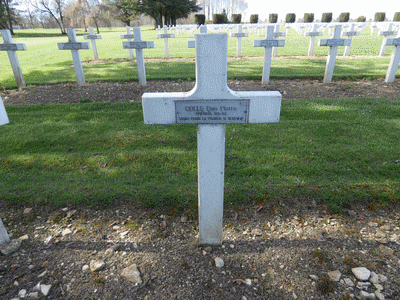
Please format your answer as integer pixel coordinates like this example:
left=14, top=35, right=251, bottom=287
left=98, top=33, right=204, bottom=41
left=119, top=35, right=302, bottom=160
left=142, top=91, right=282, bottom=125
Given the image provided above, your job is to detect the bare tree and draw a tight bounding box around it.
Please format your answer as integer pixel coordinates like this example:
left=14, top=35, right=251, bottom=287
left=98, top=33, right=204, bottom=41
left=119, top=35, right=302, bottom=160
left=30, top=0, right=67, bottom=34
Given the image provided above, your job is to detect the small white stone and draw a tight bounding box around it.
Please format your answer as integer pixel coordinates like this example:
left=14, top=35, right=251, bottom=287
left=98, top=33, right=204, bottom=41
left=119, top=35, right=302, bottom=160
left=215, top=257, right=224, bottom=268
left=374, top=283, right=383, bottom=291
left=82, top=265, right=89, bottom=272
left=328, top=270, right=341, bottom=282
left=244, top=279, right=252, bottom=286
left=344, top=277, right=355, bottom=287
left=61, top=228, right=72, bottom=236
left=40, top=284, right=51, bottom=296
left=360, top=290, right=376, bottom=299
left=352, top=267, right=371, bottom=281
left=374, top=291, right=385, bottom=300
left=19, top=234, right=29, bottom=241
left=309, top=275, right=318, bottom=280
left=369, top=272, right=379, bottom=284
left=121, top=264, right=142, bottom=284
left=18, top=289, right=27, bottom=298
left=251, top=228, right=262, bottom=236
left=90, top=260, right=105, bottom=272
left=28, top=292, right=39, bottom=298
left=357, top=281, right=371, bottom=290
left=23, top=208, right=32, bottom=214
left=33, top=282, right=41, bottom=291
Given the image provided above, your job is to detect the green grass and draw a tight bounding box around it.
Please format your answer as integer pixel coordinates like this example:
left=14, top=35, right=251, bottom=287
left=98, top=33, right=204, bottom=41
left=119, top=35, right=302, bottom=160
left=1, top=99, right=399, bottom=211
left=0, top=26, right=398, bottom=89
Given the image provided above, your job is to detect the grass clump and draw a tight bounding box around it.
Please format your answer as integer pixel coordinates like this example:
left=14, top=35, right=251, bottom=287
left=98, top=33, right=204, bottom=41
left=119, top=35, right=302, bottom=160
left=317, top=276, right=334, bottom=294
left=311, top=248, right=328, bottom=263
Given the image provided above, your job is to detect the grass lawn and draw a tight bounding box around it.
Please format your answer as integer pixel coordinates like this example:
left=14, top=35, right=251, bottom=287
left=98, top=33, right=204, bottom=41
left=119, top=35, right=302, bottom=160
left=1, top=98, right=399, bottom=212
left=0, top=25, right=399, bottom=88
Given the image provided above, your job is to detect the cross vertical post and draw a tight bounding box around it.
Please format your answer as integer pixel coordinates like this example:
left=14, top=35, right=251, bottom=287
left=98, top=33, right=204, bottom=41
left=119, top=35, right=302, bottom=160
left=0, top=29, right=27, bottom=89
left=318, top=25, right=351, bottom=83
left=384, top=32, right=400, bottom=82
left=157, top=25, right=175, bottom=59
left=122, top=27, right=155, bottom=87
left=0, top=95, right=10, bottom=245
left=230, top=24, right=248, bottom=58
left=272, top=24, right=285, bottom=57
left=58, top=28, right=90, bottom=86
left=254, top=25, right=285, bottom=84
left=142, top=27, right=282, bottom=245
left=84, top=27, right=102, bottom=60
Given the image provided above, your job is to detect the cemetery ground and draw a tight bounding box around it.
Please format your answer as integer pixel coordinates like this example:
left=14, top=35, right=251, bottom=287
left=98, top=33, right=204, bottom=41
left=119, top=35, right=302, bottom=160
left=1, top=78, right=400, bottom=299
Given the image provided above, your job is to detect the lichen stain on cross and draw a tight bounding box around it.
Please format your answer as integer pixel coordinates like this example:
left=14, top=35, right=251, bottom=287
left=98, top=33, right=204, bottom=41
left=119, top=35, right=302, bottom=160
left=142, top=27, right=282, bottom=245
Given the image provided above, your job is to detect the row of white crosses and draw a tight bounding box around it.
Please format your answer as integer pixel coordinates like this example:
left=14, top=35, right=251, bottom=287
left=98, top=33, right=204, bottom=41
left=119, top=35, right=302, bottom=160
left=143, top=25, right=282, bottom=245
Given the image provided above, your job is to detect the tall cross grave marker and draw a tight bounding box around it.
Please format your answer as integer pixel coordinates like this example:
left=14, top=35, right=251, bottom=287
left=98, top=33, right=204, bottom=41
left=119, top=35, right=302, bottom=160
left=253, top=25, right=285, bottom=84
left=122, top=27, right=154, bottom=87
left=143, top=29, right=282, bottom=245
left=157, top=25, right=175, bottom=59
left=0, top=29, right=27, bottom=89
left=58, top=28, right=90, bottom=86
left=230, top=24, right=249, bottom=58
left=120, top=27, right=135, bottom=60
left=0, top=96, right=9, bottom=245
left=342, top=23, right=360, bottom=56
left=84, top=27, right=102, bottom=60
left=378, top=24, right=396, bottom=56
left=384, top=32, right=400, bottom=82
left=305, top=24, right=323, bottom=56
left=318, top=25, right=351, bottom=83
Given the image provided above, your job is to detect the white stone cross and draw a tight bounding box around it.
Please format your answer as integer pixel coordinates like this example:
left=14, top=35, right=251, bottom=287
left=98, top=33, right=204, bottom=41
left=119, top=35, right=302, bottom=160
left=378, top=23, right=397, bottom=56
left=342, top=23, right=360, bottom=56
left=142, top=30, right=282, bottom=245
left=0, top=95, right=10, bottom=245
left=84, top=27, right=102, bottom=60
left=120, top=27, right=135, bottom=60
left=384, top=32, right=400, bottom=82
left=318, top=25, right=351, bottom=83
left=253, top=25, right=285, bottom=84
left=0, top=29, right=27, bottom=89
left=157, top=25, right=175, bottom=59
left=304, top=24, right=323, bottom=56
left=122, top=27, right=154, bottom=87
left=58, top=28, right=90, bottom=86
left=230, top=24, right=249, bottom=58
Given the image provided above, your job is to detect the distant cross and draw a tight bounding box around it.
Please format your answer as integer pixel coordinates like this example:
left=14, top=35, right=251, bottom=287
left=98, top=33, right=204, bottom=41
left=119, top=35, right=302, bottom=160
left=230, top=24, right=249, bottom=58
left=142, top=27, right=282, bottom=245
left=378, top=23, right=396, bottom=56
left=120, top=27, right=135, bottom=60
left=84, top=27, right=102, bottom=60
left=384, top=32, right=400, bottom=82
left=253, top=25, right=285, bottom=84
left=58, top=28, right=90, bottom=86
left=318, top=25, right=351, bottom=83
left=122, top=27, right=154, bottom=87
left=0, top=29, right=27, bottom=89
left=272, top=24, right=285, bottom=57
left=157, top=25, right=175, bottom=59
left=342, top=23, right=360, bottom=56
left=304, top=24, right=323, bottom=56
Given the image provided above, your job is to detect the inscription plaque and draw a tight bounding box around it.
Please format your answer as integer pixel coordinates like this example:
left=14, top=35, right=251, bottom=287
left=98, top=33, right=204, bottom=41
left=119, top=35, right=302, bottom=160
left=59, top=43, right=89, bottom=50
left=388, top=38, right=400, bottom=46
left=0, top=44, right=17, bottom=51
left=123, top=41, right=152, bottom=49
left=175, top=100, right=249, bottom=124
left=157, top=34, right=175, bottom=38
left=326, top=40, right=345, bottom=46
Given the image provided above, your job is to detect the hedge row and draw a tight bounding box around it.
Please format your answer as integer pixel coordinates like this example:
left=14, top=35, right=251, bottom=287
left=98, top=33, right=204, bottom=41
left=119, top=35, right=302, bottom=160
left=196, top=12, right=400, bottom=25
